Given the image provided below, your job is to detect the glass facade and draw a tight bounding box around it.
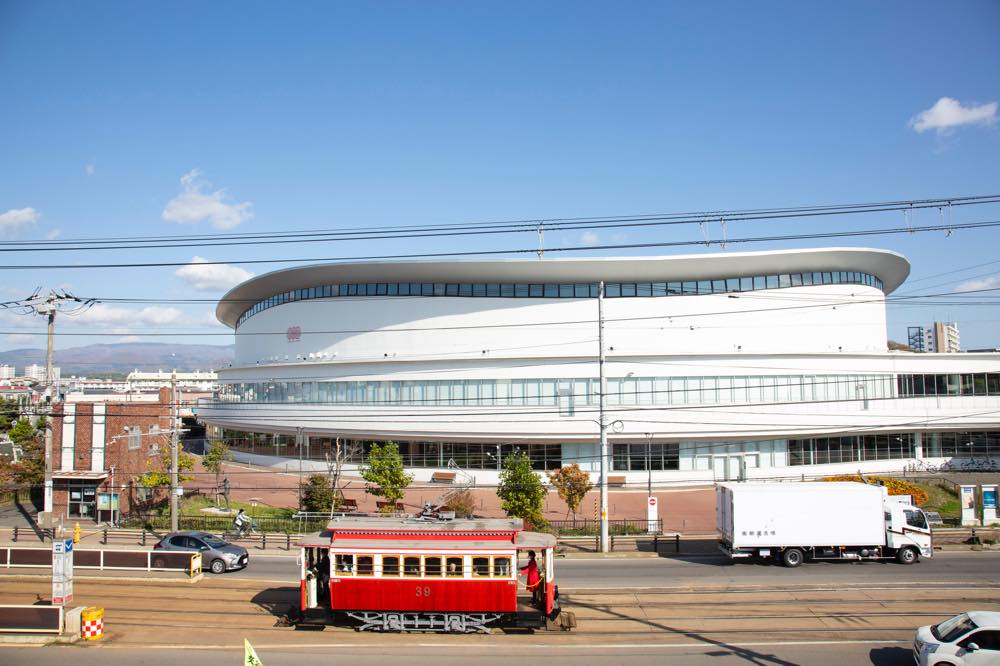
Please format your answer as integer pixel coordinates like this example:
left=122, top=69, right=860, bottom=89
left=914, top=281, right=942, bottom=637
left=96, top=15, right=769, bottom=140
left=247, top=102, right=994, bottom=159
left=222, top=431, right=563, bottom=471
left=235, top=270, right=884, bottom=328
left=788, top=433, right=916, bottom=465
left=217, top=373, right=898, bottom=408
left=897, top=373, right=1000, bottom=396
left=612, top=443, right=680, bottom=471
left=923, top=431, right=1000, bottom=458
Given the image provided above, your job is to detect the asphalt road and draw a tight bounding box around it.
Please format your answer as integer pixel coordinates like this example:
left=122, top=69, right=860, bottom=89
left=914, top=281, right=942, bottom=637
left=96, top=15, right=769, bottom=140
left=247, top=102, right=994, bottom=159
left=217, top=550, right=1000, bottom=588
left=0, top=642, right=917, bottom=665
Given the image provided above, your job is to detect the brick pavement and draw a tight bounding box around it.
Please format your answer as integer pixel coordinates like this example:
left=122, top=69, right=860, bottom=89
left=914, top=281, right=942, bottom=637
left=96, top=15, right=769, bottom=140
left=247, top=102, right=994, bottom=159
left=214, top=459, right=718, bottom=533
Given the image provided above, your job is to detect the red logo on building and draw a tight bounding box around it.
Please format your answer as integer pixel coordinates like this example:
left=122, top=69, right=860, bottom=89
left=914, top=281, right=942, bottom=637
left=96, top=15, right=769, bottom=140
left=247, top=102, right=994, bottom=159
left=286, top=326, right=302, bottom=342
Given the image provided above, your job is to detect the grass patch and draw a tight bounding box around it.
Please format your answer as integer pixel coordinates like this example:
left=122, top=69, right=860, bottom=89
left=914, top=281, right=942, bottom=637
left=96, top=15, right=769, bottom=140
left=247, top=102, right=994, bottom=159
left=178, top=495, right=295, bottom=519
left=917, top=481, right=961, bottom=522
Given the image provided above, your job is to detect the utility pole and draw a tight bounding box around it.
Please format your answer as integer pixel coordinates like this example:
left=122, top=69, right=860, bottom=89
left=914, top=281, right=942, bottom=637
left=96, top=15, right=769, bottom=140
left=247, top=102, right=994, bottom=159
left=1, top=290, right=95, bottom=531
left=598, top=281, right=609, bottom=553
left=170, top=370, right=179, bottom=532
left=40, top=297, right=56, bottom=528
left=296, top=426, right=304, bottom=510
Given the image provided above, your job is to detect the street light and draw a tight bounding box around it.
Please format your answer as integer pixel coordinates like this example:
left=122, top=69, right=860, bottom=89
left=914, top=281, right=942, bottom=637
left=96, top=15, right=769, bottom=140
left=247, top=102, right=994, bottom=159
left=644, top=432, right=653, bottom=498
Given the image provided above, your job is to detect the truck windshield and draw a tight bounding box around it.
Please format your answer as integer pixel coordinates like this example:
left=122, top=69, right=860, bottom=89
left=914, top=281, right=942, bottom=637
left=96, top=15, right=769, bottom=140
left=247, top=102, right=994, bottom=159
left=932, top=613, right=978, bottom=642
left=904, top=509, right=928, bottom=530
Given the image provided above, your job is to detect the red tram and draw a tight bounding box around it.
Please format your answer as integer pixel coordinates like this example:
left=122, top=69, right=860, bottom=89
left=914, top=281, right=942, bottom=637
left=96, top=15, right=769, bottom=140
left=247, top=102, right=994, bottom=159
left=297, top=516, right=572, bottom=633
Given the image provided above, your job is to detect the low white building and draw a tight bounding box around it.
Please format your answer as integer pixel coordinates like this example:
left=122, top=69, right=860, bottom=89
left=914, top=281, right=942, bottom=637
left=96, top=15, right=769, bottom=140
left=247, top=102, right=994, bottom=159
left=199, top=247, right=1000, bottom=485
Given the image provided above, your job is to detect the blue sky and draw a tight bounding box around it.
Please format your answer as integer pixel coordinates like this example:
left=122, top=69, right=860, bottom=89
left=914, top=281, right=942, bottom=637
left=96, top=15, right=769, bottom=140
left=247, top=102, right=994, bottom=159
left=1, top=1, right=999, bottom=356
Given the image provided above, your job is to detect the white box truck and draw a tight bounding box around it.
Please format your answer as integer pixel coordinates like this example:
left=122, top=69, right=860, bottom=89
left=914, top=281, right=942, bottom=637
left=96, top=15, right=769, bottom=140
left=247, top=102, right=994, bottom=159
left=717, top=482, right=933, bottom=567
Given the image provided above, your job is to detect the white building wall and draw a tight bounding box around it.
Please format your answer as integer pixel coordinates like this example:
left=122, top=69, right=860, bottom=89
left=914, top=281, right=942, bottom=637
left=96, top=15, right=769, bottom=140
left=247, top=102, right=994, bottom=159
left=233, top=284, right=888, bottom=368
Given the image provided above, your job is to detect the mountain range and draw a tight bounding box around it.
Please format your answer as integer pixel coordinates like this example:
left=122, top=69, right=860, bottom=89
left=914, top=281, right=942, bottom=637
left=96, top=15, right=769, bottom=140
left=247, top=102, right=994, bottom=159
left=0, top=343, right=235, bottom=376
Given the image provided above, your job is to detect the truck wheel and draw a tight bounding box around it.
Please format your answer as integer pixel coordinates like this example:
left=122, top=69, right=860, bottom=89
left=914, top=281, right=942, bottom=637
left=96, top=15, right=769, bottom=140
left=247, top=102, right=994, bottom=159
left=782, top=548, right=804, bottom=568
left=896, top=547, right=918, bottom=565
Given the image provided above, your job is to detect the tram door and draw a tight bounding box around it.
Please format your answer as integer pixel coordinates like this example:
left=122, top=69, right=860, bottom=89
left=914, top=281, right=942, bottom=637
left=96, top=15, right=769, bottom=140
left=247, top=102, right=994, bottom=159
left=303, top=547, right=319, bottom=609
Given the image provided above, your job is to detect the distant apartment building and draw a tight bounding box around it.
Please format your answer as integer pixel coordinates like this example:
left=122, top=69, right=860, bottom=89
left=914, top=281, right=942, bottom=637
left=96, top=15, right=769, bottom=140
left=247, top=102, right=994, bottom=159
left=125, top=369, right=218, bottom=392
left=908, top=322, right=961, bottom=353
left=24, top=363, right=61, bottom=383
left=0, top=365, right=15, bottom=380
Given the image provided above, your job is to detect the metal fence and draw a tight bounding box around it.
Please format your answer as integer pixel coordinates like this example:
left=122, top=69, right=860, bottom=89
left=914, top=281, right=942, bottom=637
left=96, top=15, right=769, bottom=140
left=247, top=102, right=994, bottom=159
left=118, top=512, right=330, bottom=535
left=546, top=518, right=661, bottom=536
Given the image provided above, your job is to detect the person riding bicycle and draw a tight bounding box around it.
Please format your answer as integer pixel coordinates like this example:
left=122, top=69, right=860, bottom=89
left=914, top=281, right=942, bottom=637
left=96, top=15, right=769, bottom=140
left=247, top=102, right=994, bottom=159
left=233, top=509, right=252, bottom=537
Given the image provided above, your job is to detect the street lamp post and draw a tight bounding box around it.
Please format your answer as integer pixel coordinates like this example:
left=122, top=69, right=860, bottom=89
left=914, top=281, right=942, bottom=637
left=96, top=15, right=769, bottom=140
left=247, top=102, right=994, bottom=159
left=645, top=432, right=653, bottom=497
left=597, top=281, right=609, bottom=553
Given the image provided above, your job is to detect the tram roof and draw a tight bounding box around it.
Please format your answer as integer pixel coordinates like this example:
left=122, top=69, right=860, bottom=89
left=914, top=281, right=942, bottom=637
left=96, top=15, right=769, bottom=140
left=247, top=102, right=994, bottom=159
left=297, top=516, right=557, bottom=549
left=325, top=516, right=525, bottom=533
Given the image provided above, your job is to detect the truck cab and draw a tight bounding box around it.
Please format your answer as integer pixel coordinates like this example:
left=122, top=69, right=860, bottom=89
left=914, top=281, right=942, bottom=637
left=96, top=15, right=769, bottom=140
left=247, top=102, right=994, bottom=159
left=884, top=501, right=933, bottom=562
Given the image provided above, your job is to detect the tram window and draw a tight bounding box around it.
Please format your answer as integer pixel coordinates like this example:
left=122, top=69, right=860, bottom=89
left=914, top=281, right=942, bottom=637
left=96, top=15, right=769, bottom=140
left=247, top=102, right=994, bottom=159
left=403, top=556, right=421, bottom=577
left=472, top=557, right=490, bottom=577
left=424, top=556, right=442, bottom=577
left=382, top=555, right=400, bottom=577
left=356, top=556, right=374, bottom=576
left=493, top=557, right=511, bottom=577
left=445, top=557, right=464, bottom=577
left=334, top=554, right=354, bottom=575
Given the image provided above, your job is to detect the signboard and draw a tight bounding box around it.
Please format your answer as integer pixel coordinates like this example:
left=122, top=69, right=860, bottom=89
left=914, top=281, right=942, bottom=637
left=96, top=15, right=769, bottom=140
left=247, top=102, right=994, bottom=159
left=286, top=326, right=302, bottom=342
left=52, top=538, right=74, bottom=605
left=960, top=485, right=979, bottom=526
left=646, top=496, right=659, bottom=533
left=97, top=493, right=119, bottom=511
left=983, top=485, right=998, bottom=526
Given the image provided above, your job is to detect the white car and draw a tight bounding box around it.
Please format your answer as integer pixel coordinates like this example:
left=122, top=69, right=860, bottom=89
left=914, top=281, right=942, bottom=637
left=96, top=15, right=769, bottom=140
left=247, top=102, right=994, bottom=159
left=913, top=611, right=1000, bottom=665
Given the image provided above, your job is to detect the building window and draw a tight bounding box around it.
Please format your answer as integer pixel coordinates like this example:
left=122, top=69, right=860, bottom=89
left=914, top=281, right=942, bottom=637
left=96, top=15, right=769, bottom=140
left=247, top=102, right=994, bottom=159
left=128, top=427, right=141, bottom=450
left=148, top=425, right=160, bottom=454
left=611, top=443, right=680, bottom=471
left=234, top=270, right=887, bottom=328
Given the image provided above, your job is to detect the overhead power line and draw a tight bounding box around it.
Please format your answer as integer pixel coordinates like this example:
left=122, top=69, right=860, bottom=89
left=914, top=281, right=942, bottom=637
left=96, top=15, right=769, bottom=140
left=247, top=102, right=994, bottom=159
left=5, top=216, right=1000, bottom=271
left=2, top=194, right=997, bottom=252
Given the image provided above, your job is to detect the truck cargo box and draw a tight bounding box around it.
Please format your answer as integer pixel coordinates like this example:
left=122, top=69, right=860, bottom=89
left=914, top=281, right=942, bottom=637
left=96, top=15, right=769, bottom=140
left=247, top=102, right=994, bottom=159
left=717, top=482, right=888, bottom=549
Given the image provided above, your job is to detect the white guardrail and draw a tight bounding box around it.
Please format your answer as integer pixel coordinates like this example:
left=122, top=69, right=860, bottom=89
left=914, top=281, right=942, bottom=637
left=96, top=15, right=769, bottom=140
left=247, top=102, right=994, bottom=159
left=0, top=547, right=197, bottom=572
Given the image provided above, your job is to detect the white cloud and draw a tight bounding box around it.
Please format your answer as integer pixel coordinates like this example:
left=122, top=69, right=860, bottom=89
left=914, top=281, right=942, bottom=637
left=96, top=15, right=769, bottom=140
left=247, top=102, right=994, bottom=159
left=954, top=276, right=1000, bottom=293
left=175, top=256, right=254, bottom=291
left=162, top=169, right=253, bottom=229
left=116, top=335, right=143, bottom=343
left=580, top=231, right=600, bottom=246
left=0, top=207, right=40, bottom=234
left=75, top=304, right=185, bottom=326
left=85, top=162, right=95, bottom=176
left=909, top=97, right=998, bottom=134
left=46, top=229, right=62, bottom=240
left=4, top=333, right=36, bottom=346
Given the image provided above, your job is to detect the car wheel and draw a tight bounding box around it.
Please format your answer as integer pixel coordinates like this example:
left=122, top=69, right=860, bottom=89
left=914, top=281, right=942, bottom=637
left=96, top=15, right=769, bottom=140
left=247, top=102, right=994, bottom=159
left=152, top=555, right=166, bottom=568
left=896, top=547, right=918, bottom=565
left=782, top=548, right=804, bottom=568
left=210, top=559, right=226, bottom=574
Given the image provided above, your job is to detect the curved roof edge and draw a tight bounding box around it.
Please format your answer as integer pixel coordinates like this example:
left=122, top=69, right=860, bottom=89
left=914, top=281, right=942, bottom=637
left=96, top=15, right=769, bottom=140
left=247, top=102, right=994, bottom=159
left=216, top=247, right=910, bottom=328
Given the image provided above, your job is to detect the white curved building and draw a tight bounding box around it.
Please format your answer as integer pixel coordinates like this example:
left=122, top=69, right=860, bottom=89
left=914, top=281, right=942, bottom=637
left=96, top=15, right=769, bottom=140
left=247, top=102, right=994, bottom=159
left=200, top=247, right=1000, bottom=485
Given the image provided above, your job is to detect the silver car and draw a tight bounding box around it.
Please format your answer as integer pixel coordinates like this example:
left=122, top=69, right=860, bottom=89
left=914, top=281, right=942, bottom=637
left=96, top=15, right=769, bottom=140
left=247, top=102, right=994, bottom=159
left=913, top=611, right=1000, bottom=665
left=153, top=530, right=249, bottom=574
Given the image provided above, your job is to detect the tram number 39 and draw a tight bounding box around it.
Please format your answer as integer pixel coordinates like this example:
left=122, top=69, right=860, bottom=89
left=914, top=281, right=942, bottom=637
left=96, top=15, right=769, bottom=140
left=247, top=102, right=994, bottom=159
left=415, top=586, right=432, bottom=598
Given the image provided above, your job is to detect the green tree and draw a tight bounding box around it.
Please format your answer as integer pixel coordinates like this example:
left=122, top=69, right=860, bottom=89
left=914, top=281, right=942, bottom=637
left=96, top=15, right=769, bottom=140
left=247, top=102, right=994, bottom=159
left=7, top=418, right=35, bottom=445
left=361, top=441, right=413, bottom=511
left=300, top=474, right=336, bottom=512
left=497, top=450, right=547, bottom=527
left=201, top=439, right=232, bottom=495
left=547, top=464, right=593, bottom=520
left=137, top=448, right=196, bottom=490
left=0, top=429, right=44, bottom=486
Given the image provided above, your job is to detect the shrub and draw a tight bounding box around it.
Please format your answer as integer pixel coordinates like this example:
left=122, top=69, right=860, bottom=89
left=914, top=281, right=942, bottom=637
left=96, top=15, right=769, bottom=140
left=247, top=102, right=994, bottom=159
left=818, top=475, right=929, bottom=506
